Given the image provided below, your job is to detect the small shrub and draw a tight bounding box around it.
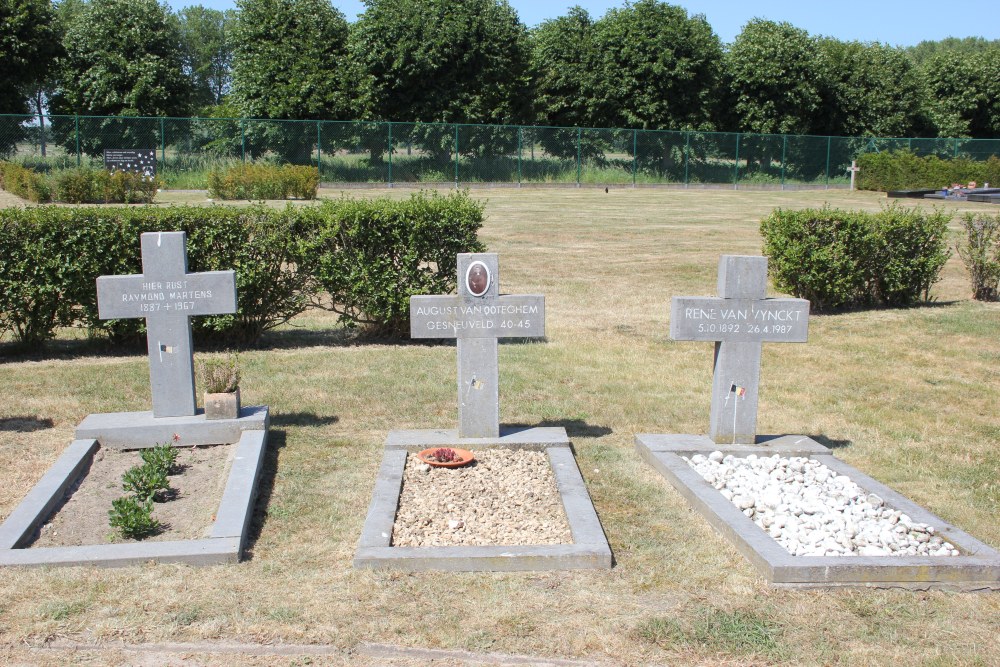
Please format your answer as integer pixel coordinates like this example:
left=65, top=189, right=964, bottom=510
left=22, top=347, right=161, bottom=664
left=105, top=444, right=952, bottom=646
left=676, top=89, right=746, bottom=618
left=0, top=162, right=52, bottom=203
left=198, top=354, right=240, bottom=393
left=761, top=205, right=951, bottom=311
left=122, top=462, right=170, bottom=502
left=957, top=212, right=1000, bottom=301
left=208, top=164, right=319, bottom=200
left=141, top=442, right=180, bottom=475
left=108, top=496, right=159, bottom=538
left=54, top=168, right=161, bottom=204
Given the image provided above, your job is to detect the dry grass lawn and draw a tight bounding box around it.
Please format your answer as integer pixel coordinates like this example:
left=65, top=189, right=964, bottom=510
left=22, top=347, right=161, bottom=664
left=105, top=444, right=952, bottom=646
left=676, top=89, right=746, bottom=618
left=0, top=186, right=997, bottom=665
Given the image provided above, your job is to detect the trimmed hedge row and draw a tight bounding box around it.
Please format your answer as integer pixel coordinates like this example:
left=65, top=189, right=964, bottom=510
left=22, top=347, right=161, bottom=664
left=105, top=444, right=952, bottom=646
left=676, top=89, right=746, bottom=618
left=208, top=164, right=320, bottom=200
left=0, top=162, right=52, bottom=203
left=0, top=162, right=161, bottom=204
left=857, top=151, right=1000, bottom=192
left=760, top=205, right=952, bottom=311
left=0, top=191, right=484, bottom=350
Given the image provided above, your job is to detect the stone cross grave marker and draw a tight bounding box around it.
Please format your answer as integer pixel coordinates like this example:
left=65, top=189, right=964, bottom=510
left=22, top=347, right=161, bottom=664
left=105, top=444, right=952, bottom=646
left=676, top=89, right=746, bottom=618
left=670, top=255, right=809, bottom=444
left=847, top=160, right=860, bottom=191
left=97, top=231, right=237, bottom=418
left=410, top=253, right=544, bottom=438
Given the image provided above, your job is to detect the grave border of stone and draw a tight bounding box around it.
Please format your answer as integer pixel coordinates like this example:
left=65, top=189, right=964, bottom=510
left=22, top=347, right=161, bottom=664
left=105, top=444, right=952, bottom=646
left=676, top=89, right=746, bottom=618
left=0, top=409, right=269, bottom=568
left=354, top=432, right=612, bottom=571
left=635, top=434, right=1000, bottom=591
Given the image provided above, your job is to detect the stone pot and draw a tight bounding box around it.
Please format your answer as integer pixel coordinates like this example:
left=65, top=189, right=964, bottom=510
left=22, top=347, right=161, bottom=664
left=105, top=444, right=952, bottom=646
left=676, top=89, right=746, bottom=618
left=204, top=387, right=240, bottom=420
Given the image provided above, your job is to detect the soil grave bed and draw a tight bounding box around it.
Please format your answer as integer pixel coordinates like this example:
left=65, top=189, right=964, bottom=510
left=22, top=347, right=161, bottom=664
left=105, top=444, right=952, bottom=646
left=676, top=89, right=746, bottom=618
left=30, top=443, right=233, bottom=548
left=392, top=449, right=572, bottom=547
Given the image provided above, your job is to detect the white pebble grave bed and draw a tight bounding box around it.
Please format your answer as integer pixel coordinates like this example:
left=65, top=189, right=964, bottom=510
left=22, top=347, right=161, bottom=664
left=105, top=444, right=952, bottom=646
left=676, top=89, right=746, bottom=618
left=684, top=451, right=959, bottom=558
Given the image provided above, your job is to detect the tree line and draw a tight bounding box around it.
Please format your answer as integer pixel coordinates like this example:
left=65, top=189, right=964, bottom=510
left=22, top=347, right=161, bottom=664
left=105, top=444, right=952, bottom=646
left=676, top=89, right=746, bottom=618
left=3, top=0, right=1000, bottom=141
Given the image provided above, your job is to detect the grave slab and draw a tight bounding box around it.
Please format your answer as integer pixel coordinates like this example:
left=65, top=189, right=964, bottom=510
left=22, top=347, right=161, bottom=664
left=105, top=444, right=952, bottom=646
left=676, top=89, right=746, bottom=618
left=76, top=405, right=269, bottom=448
left=0, top=421, right=269, bottom=568
left=635, top=434, right=1000, bottom=590
left=357, top=252, right=610, bottom=571
left=354, top=443, right=611, bottom=571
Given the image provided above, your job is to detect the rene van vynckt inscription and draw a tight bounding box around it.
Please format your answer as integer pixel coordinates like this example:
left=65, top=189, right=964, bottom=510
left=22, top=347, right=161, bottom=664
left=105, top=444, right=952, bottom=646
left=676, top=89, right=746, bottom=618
left=671, top=297, right=809, bottom=343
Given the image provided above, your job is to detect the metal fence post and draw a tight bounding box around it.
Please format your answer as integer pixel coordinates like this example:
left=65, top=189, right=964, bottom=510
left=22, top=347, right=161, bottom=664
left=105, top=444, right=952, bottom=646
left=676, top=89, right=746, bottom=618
left=388, top=122, right=393, bottom=187
left=454, top=124, right=459, bottom=186
left=75, top=115, right=80, bottom=166
left=632, top=129, right=637, bottom=188
left=733, top=133, right=740, bottom=189
left=160, top=117, right=166, bottom=164
left=954, top=138, right=959, bottom=158
left=576, top=126, right=581, bottom=187
left=316, top=120, right=322, bottom=174
left=825, top=136, right=832, bottom=188
left=240, top=119, right=246, bottom=163
left=684, top=131, right=690, bottom=186
left=517, top=126, right=522, bottom=187
left=781, top=135, right=787, bottom=190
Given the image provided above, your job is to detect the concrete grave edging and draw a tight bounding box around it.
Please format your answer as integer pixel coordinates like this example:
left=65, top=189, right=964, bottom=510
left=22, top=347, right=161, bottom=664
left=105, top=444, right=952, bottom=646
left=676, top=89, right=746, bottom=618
left=354, top=429, right=612, bottom=571
left=635, top=433, right=1000, bottom=591
left=0, top=409, right=269, bottom=568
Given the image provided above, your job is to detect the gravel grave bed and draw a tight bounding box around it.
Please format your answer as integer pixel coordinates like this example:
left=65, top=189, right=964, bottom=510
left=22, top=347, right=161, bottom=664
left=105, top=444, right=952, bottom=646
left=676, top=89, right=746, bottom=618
left=685, top=451, right=960, bottom=557
left=30, top=444, right=233, bottom=547
left=392, top=449, right=572, bottom=547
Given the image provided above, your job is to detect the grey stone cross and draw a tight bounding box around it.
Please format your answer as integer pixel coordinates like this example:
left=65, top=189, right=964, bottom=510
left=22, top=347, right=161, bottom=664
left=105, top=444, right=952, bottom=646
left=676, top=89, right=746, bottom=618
left=410, top=253, right=545, bottom=438
left=670, top=255, right=809, bottom=444
left=96, top=231, right=237, bottom=418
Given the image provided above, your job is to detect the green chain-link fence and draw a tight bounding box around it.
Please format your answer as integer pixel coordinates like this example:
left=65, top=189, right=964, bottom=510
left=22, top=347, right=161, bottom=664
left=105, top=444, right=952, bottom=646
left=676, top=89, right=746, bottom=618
left=3, top=113, right=1000, bottom=189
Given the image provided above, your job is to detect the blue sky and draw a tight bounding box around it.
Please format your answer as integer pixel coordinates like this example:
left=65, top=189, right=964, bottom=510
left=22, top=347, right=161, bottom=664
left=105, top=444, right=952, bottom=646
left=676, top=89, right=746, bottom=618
left=166, top=0, right=1000, bottom=46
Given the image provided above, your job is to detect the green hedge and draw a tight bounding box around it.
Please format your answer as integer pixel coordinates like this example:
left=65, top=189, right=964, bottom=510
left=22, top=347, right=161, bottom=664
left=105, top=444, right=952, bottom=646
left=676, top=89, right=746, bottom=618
left=0, top=162, right=52, bottom=203
left=0, top=162, right=160, bottom=204
left=207, top=164, right=320, bottom=200
left=0, top=191, right=483, bottom=351
left=857, top=150, right=1000, bottom=192
left=760, top=205, right=952, bottom=311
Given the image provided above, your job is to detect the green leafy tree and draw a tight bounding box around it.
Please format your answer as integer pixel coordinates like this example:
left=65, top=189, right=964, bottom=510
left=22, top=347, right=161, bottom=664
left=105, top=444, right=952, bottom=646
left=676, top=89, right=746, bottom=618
left=920, top=47, right=1000, bottom=138
left=350, top=0, right=532, bottom=161
left=49, top=0, right=193, bottom=155
left=528, top=7, right=608, bottom=161
left=229, top=0, right=353, bottom=162
left=178, top=5, right=234, bottom=109
left=724, top=19, right=822, bottom=136
left=0, top=0, right=61, bottom=155
left=906, top=37, right=1000, bottom=67
left=816, top=39, right=931, bottom=138
left=590, top=0, right=722, bottom=131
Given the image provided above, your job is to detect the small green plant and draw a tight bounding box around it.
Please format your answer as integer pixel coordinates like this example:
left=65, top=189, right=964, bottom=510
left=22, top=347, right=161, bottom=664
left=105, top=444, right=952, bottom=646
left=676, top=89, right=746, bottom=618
left=207, top=164, right=319, bottom=200
left=141, top=441, right=180, bottom=475
left=957, top=212, right=1000, bottom=301
left=199, top=354, right=240, bottom=393
left=0, top=161, right=52, bottom=202
left=108, top=496, right=159, bottom=538
left=122, top=462, right=169, bottom=502
left=428, top=447, right=459, bottom=463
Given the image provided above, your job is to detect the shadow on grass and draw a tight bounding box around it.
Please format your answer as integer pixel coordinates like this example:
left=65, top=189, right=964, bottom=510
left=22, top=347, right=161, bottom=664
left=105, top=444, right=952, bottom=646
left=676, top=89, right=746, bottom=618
left=243, top=427, right=287, bottom=560
left=269, top=412, right=339, bottom=428
left=757, top=434, right=852, bottom=449
left=0, top=416, right=55, bottom=432
left=532, top=418, right=613, bottom=439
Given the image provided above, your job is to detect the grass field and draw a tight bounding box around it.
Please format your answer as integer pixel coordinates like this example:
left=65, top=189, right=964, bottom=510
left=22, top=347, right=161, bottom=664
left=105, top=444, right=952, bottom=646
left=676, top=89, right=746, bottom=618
left=0, top=187, right=998, bottom=665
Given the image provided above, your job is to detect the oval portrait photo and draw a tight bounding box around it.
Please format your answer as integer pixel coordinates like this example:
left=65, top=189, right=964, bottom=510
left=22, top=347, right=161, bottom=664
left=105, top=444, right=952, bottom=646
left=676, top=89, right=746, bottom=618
left=465, top=261, right=491, bottom=297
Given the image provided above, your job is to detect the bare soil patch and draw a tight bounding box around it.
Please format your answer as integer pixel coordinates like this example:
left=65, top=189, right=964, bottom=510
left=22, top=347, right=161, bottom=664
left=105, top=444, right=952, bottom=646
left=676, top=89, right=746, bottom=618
left=30, top=444, right=233, bottom=547
left=392, top=449, right=572, bottom=547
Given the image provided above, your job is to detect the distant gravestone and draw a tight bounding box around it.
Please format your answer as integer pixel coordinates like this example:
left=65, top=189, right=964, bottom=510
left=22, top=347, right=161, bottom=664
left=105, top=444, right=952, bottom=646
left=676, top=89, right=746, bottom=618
left=104, top=149, right=156, bottom=178
left=410, top=253, right=544, bottom=438
left=670, top=255, right=809, bottom=444
left=96, top=231, right=237, bottom=417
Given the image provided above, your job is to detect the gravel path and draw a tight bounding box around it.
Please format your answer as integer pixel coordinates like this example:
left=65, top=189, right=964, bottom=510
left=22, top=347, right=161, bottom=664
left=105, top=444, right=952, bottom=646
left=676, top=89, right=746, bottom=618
left=685, top=451, right=960, bottom=557
left=392, top=449, right=572, bottom=547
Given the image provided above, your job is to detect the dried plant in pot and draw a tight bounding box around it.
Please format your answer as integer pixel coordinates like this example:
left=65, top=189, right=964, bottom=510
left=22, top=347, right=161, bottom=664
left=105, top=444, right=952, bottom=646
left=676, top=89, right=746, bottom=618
left=198, top=354, right=241, bottom=420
